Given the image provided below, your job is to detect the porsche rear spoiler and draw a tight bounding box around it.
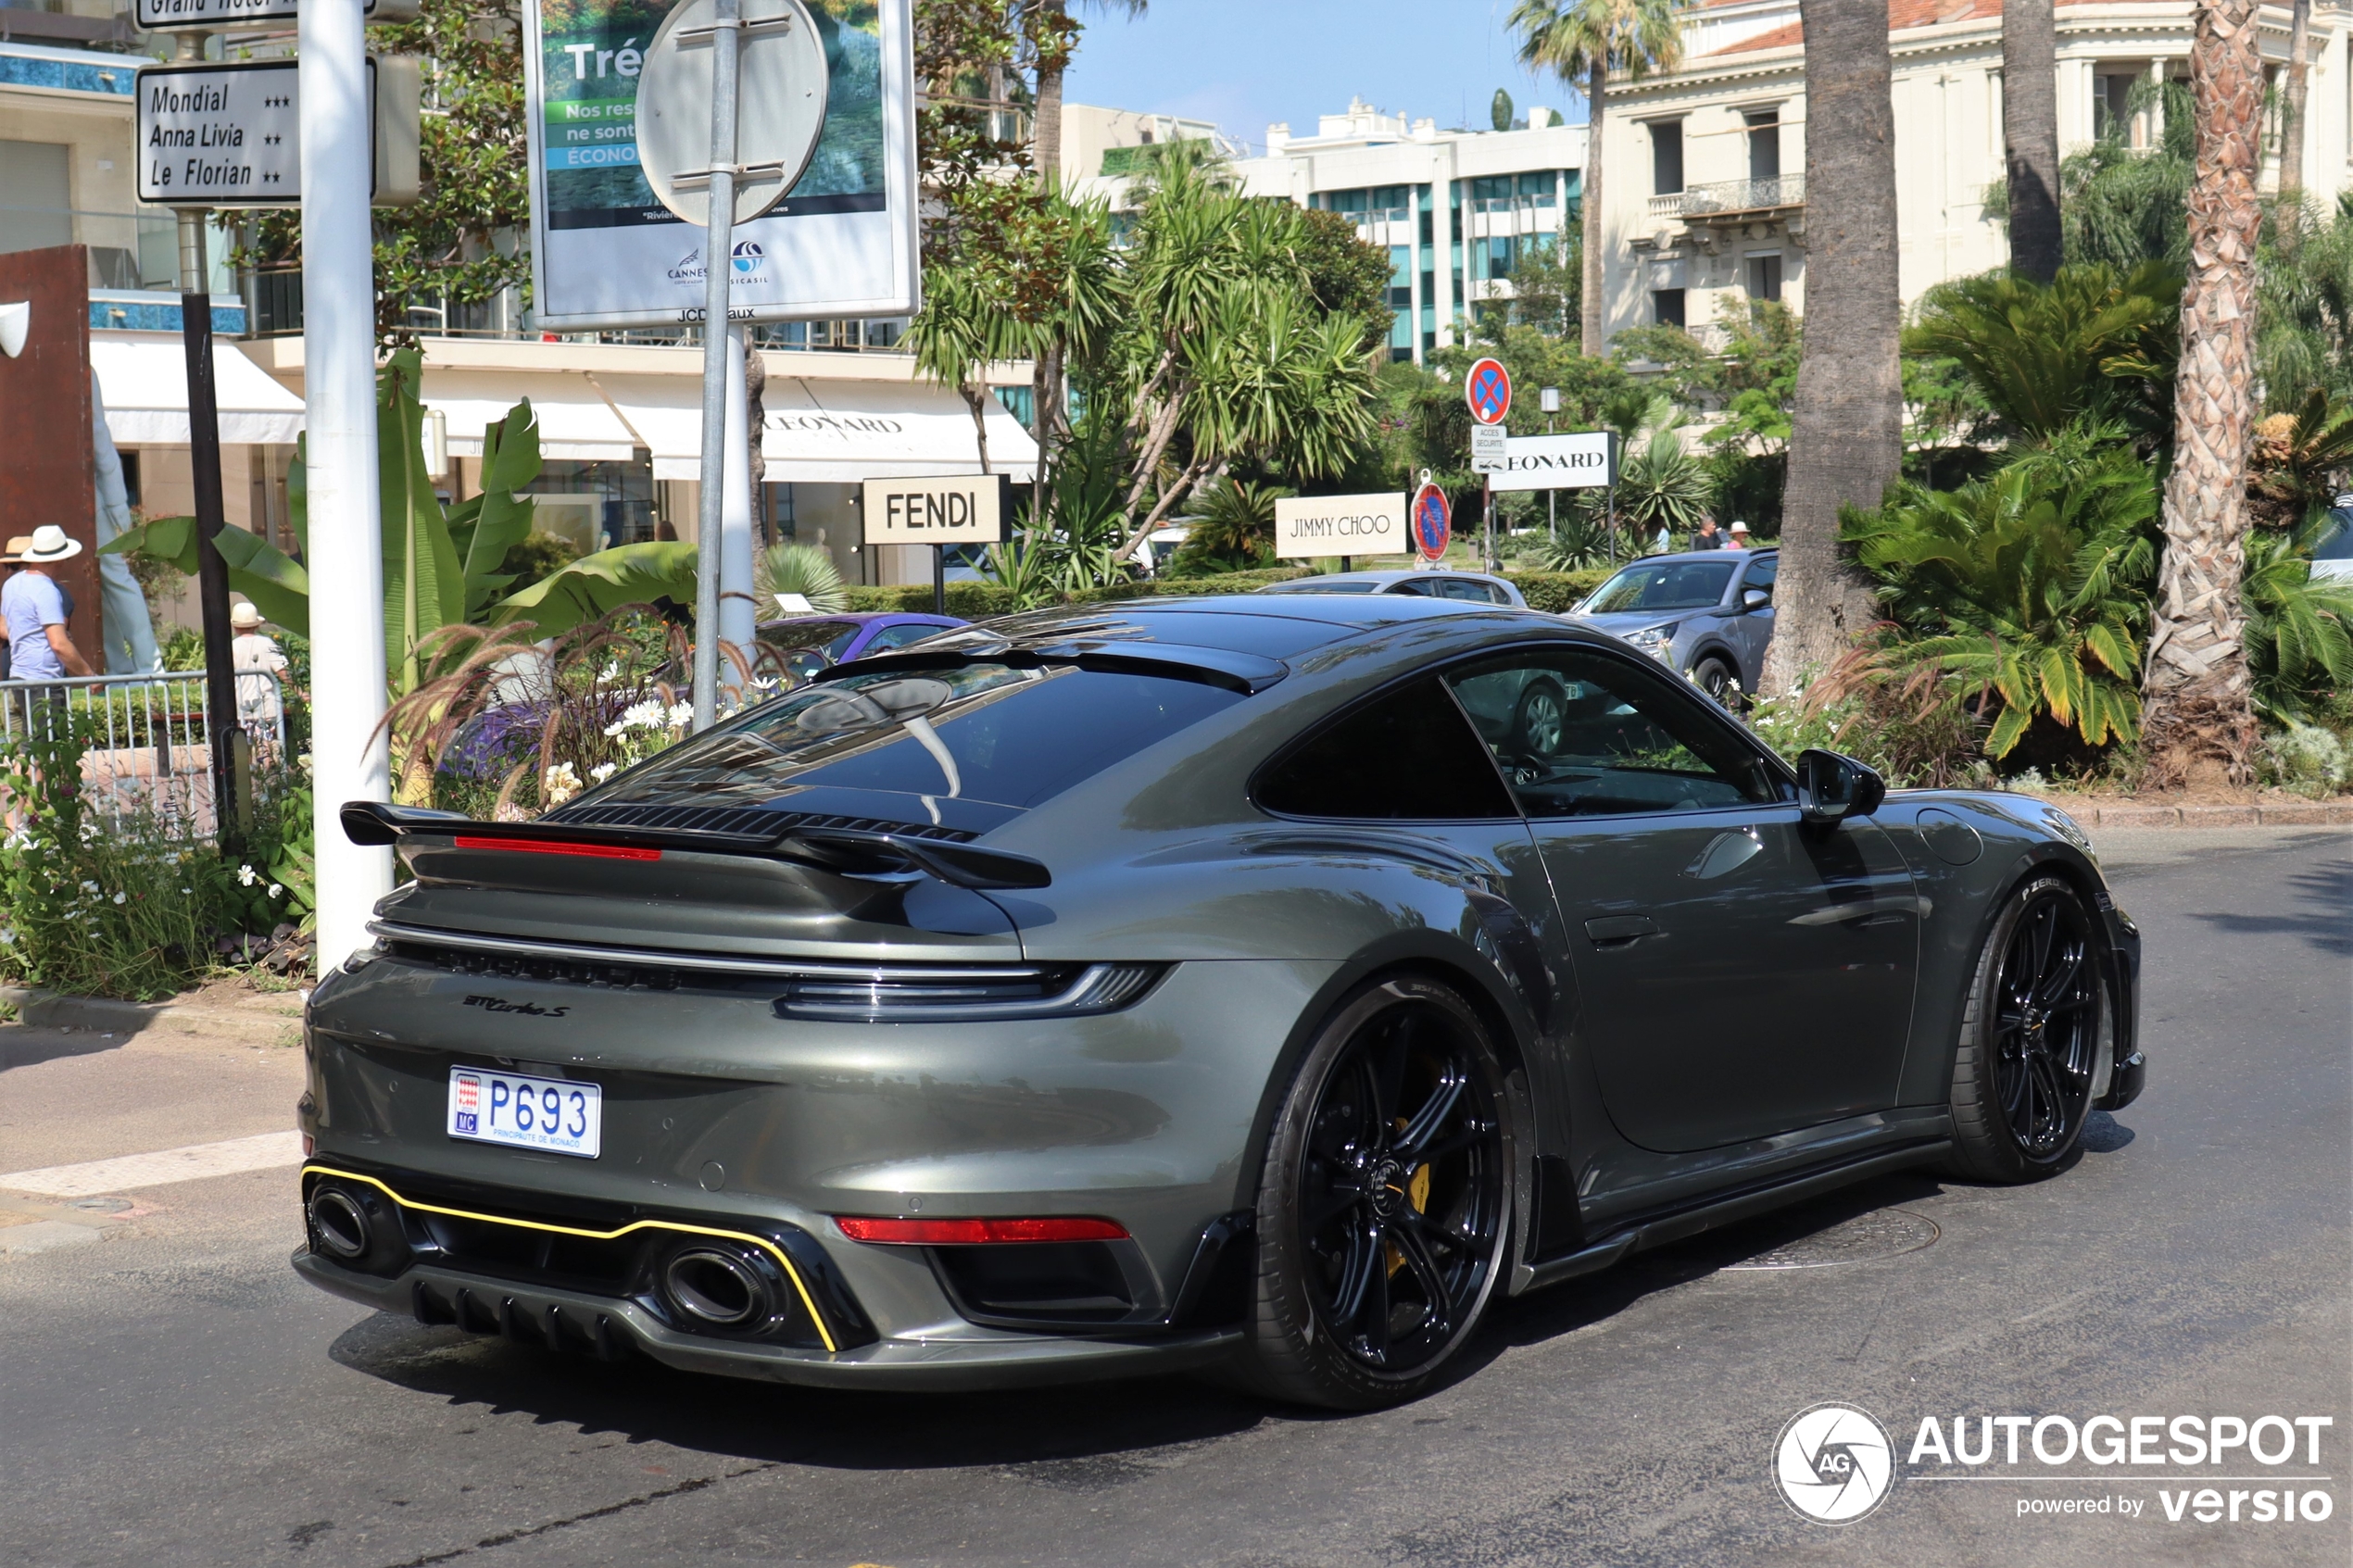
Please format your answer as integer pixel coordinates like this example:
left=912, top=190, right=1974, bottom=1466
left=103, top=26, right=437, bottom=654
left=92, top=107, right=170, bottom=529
left=340, top=801, right=1051, bottom=891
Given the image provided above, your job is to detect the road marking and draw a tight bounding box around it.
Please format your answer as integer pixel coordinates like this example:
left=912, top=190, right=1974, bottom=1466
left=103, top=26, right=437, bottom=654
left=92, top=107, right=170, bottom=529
left=0, top=1130, right=303, bottom=1197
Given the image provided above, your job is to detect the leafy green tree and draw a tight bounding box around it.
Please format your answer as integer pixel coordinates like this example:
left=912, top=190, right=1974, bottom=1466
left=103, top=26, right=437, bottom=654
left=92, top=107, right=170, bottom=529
left=2242, top=510, right=2353, bottom=720
left=1905, top=263, right=2180, bottom=447
left=1843, top=447, right=2159, bottom=758
left=1511, top=0, right=1684, bottom=354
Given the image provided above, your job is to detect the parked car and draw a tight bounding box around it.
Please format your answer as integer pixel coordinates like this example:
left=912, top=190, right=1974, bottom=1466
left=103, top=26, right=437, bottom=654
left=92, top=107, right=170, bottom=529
left=312, top=593, right=2141, bottom=1409
left=1254, top=568, right=1526, bottom=607
left=2313, top=501, right=2353, bottom=583
left=756, top=611, right=964, bottom=684
left=1572, top=549, right=1778, bottom=703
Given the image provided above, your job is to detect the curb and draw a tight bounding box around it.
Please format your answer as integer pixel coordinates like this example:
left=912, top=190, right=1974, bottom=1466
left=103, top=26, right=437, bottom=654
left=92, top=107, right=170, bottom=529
left=0, top=986, right=304, bottom=1043
left=2046, top=801, right=2353, bottom=829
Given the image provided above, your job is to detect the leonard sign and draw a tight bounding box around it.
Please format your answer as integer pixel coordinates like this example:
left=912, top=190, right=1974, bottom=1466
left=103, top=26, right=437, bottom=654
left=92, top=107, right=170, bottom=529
left=1274, top=493, right=1406, bottom=559
left=860, top=474, right=1010, bottom=547
left=1488, top=431, right=1614, bottom=493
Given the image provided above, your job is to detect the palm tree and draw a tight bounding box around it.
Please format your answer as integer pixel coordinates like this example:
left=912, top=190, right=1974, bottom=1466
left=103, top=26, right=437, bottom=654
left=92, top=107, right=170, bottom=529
left=1756, top=0, right=1902, bottom=696
left=2143, top=0, right=2266, bottom=784
left=1029, top=0, right=1146, bottom=186
left=2003, top=0, right=2061, bottom=282
left=2280, top=0, right=2314, bottom=222
left=1510, top=0, right=1684, bottom=357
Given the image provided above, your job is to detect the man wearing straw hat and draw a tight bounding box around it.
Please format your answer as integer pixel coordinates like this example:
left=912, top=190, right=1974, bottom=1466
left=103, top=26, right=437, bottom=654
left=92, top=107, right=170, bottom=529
left=2, top=526, right=94, bottom=687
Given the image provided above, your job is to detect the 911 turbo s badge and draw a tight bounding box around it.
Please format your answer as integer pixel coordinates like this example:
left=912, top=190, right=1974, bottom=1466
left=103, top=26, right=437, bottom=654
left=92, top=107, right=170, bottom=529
left=461, top=995, right=572, bottom=1018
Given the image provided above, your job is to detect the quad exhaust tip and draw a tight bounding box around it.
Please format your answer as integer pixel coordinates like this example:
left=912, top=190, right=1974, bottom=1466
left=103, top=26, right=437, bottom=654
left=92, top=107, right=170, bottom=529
left=661, top=1245, right=773, bottom=1328
left=308, top=1186, right=371, bottom=1260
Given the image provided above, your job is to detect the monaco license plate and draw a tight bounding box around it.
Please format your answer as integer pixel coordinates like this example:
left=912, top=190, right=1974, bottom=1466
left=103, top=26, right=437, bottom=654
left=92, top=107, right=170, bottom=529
left=447, top=1066, right=602, bottom=1158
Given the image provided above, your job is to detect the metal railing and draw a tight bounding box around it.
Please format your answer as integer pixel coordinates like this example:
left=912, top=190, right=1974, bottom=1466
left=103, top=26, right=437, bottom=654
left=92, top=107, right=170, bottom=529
left=0, top=670, right=285, bottom=838
left=0, top=205, right=205, bottom=293
left=1679, top=174, right=1806, bottom=218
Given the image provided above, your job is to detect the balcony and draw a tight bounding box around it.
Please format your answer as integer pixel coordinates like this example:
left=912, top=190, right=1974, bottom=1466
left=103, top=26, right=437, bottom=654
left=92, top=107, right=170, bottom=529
left=1677, top=174, right=1805, bottom=221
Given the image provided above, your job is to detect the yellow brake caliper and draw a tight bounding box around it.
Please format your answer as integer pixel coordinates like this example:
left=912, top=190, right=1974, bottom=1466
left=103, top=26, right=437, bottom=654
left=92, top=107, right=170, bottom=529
left=1386, top=1117, right=1434, bottom=1274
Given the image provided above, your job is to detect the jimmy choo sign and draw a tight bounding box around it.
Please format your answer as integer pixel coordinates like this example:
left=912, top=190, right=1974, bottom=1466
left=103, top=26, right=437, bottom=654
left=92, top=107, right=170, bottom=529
left=1274, top=492, right=1407, bottom=559
left=1490, top=431, right=1615, bottom=493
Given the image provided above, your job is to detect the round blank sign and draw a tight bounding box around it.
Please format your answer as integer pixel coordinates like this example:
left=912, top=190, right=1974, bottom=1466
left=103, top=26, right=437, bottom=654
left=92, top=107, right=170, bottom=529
left=637, top=0, right=830, bottom=228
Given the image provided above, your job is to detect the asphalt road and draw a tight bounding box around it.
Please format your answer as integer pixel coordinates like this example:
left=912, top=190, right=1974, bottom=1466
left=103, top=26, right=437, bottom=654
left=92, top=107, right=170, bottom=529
left=1, top=826, right=2346, bottom=1568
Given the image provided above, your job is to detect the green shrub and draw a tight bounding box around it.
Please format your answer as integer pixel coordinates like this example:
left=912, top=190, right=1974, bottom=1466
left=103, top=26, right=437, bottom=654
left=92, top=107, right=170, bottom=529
left=2258, top=721, right=2349, bottom=796
left=1503, top=569, right=1612, bottom=613
left=840, top=582, right=1027, bottom=619
left=1058, top=568, right=1312, bottom=605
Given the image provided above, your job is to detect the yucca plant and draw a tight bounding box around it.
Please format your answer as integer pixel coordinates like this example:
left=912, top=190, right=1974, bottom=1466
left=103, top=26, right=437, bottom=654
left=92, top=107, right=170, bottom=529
left=754, top=543, right=849, bottom=614
left=2244, top=510, right=2353, bottom=721
left=1615, top=427, right=1713, bottom=539
left=1844, top=447, right=2159, bottom=757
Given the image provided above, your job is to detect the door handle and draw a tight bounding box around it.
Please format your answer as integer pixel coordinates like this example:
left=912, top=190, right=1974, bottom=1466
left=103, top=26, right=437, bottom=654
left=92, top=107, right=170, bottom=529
left=1584, top=914, right=1659, bottom=946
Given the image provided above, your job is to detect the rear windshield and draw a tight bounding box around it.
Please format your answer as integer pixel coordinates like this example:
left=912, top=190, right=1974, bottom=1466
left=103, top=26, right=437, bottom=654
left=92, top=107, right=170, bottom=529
left=1259, top=579, right=1381, bottom=595
left=757, top=620, right=861, bottom=659
left=591, top=664, right=1243, bottom=812
left=1579, top=561, right=1738, bottom=614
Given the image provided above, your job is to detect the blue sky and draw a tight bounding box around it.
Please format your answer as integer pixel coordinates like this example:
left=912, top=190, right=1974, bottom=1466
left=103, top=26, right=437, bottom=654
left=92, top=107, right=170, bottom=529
left=1063, top=1, right=1590, bottom=156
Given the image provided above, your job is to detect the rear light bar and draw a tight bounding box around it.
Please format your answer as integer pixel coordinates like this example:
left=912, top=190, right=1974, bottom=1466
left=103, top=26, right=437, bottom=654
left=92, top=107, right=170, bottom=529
left=834, top=1215, right=1130, bottom=1246
left=452, top=835, right=662, bottom=862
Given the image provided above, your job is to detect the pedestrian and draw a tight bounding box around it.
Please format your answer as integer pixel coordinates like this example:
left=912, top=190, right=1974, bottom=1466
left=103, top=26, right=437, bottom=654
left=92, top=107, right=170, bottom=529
left=231, top=599, right=289, bottom=734
left=1729, top=521, right=1754, bottom=550
left=1692, top=517, right=1728, bottom=551
left=2, top=525, right=94, bottom=736
left=1650, top=523, right=1671, bottom=555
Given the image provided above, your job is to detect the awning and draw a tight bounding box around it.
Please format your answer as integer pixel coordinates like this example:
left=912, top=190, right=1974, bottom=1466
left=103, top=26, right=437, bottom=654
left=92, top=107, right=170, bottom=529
left=91, top=334, right=306, bottom=445
left=422, top=369, right=640, bottom=463
left=592, top=370, right=1038, bottom=483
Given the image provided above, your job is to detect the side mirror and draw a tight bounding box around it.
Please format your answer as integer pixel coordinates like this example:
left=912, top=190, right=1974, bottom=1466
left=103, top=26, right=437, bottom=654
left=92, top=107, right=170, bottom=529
left=1743, top=588, right=1770, bottom=610
left=1796, top=748, right=1886, bottom=826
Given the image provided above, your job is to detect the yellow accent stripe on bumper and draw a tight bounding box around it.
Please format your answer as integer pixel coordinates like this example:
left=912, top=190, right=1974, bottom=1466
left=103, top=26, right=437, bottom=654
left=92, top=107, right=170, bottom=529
left=300, top=1163, right=839, bottom=1354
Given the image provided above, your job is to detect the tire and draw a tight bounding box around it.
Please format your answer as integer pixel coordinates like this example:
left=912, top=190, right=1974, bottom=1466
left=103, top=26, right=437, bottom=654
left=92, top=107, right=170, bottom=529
left=1235, top=977, right=1512, bottom=1409
left=1944, top=876, right=2105, bottom=1183
left=1691, top=655, right=1741, bottom=709
left=1512, top=679, right=1568, bottom=758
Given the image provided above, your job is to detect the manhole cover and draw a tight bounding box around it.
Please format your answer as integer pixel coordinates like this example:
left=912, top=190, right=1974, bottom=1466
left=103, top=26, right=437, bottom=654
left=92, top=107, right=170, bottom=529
left=1723, top=1208, right=1940, bottom=1270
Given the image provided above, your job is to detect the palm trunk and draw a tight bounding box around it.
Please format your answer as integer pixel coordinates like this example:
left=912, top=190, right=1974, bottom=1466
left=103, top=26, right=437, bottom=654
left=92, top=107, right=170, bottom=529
left=2143, top=0, right=2263, bottom=785
left=1031, top=348, right=1054, bottom=532
left=1032, top=2, right=1068, bottom=187
left=2002, top=0, right=2062, bottom=282
left=2279, top=0, right=2313, bottom=245
left=1758, top=0, right=1900, bottom=697
left=963, top=383, right=993, bottom=474
left=1580, top=59, right=1605, bottom=355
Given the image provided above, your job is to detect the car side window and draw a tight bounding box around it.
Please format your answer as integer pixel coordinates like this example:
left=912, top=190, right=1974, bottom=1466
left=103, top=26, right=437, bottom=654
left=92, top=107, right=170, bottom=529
left=865, top=622, right=948, bottom=652
left=1438, top=579, right=1495, bottom=603
left=1441, top=648, right=1780, bottom=819
left=1256, top=677, right=1517, bottom=821
left=1741, top=555, right=1779, bottom=591
left=1386, top=578, right=1441, bottom=597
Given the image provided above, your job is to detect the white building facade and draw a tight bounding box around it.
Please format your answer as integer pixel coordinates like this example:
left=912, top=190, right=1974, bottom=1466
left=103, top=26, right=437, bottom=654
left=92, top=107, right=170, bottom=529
left=1597, top=0, right=2353, bottom=347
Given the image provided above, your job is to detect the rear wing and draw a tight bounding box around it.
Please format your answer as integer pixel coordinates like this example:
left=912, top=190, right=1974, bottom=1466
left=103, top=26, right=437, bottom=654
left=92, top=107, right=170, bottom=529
left=340, top=801, right=1051, bottom=891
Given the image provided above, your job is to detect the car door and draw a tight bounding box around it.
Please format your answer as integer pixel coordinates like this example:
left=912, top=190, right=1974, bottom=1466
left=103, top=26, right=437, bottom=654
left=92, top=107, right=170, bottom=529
left=1728, top=554, right=1778, bottom=689
left=1441, top=644, right=1919, bottom=1152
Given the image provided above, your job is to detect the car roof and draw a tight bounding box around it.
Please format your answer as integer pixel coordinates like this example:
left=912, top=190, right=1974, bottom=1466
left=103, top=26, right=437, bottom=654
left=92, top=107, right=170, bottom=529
left=755, top=610, right=963, bottom=629
left=1251, top=569, right=1512, bottom=590
left=1605, top=548, right=1775, bottom=568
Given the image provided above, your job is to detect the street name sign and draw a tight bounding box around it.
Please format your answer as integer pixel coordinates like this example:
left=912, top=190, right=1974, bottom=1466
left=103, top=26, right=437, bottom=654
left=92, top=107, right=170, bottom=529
left=1469, top=422, right=1507, bottom=474
left=135, top=0, right=414, bottom=29
left=136, top=58, right=420, bottom=207
left=1411, top=481, right=1452, bottom=561
left=1489, top=431, right=1615, bottom=493
left=1274, top=492, right=1406, bottom=559
left=861, top=473, right=1010, bottom=546
left=1465, top=357, right=1511, bottom=425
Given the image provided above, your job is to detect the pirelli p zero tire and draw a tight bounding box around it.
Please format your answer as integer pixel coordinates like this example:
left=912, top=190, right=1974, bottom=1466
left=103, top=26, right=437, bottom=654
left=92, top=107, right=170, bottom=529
left=1236, top=977, right=1512, bottom=1410
left=1944, top=875, right=2104, bottom=1183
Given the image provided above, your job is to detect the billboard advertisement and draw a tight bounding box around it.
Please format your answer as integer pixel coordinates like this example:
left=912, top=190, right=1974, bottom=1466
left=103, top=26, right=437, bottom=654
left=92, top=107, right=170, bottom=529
left=523, top=0, right=917, bottom=329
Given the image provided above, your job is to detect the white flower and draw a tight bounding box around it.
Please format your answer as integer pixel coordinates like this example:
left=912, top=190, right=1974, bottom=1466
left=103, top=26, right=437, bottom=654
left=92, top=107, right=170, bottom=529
left=237, top=864, right=259, bottom=887
left=617, top=698, right=666, bottom=732
left=268, top=884, right=283, bottom=898
left=667, top=703, right=695, bottom=730
left=296, top=753, right=314, bottom=776
left=79, top=880, right=98, bottom=894
left=0, top=928, right=16, bottom=946
left=590, top=761, right=618, bottom=784
left=602, top=719, right=628, bottom=737
left=112, top=891, right=127, bottom=905
left=543, top=762, right=584, bottom=807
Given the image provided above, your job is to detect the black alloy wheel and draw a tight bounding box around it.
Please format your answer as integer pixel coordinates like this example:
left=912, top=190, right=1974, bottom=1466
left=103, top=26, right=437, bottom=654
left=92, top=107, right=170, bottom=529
left=1945, top=876, right=2105, bottom=1181
left=1239, top=978, right=1511, bottom=1408
left=1691, top=656, right=1741, bottom=709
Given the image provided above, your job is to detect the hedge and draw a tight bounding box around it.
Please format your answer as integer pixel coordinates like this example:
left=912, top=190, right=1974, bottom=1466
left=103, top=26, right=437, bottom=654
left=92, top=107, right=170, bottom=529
left=1059, top=567, right=1314, bottom=605
left=1501, top=568, right=1612, bottom=614
left=840, top=582, right=1026, bottom=618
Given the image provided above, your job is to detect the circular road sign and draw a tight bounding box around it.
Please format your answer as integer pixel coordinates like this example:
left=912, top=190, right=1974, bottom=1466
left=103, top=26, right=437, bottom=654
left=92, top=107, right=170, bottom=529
left=1411, top=481, right=1452, bottom=560
left=1466, top=357, right=1512, bottom=425
left=637, top=0, right=829, bottom=228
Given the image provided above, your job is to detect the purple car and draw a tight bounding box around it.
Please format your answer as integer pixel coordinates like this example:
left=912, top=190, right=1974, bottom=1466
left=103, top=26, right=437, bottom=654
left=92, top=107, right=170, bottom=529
left=755, top=611, right=966, bottom=684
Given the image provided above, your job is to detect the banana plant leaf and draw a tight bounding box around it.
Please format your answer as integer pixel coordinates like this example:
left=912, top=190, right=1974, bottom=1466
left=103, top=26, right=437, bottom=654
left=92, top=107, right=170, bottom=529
left=100, top=515, right=313, bottom=636
left=487, top=542, right=701, bottom=639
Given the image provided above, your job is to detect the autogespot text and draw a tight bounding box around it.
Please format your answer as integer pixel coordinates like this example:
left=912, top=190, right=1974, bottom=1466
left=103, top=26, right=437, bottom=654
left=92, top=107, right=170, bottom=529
left=1906, top=1413, right=2336, bottom=1526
